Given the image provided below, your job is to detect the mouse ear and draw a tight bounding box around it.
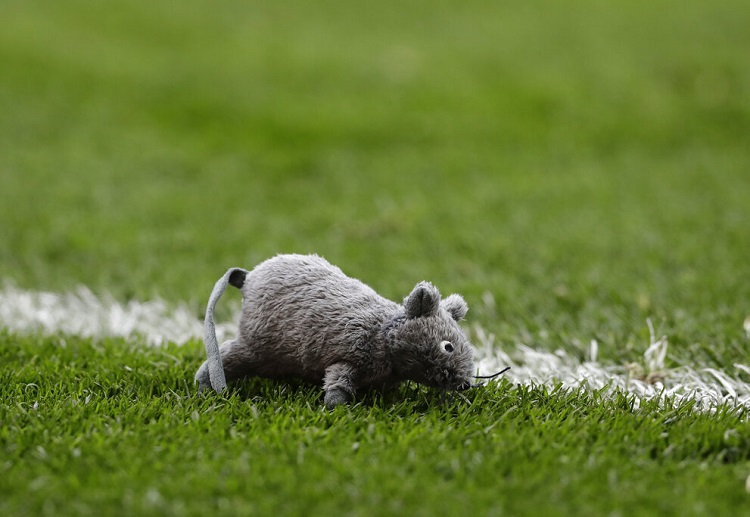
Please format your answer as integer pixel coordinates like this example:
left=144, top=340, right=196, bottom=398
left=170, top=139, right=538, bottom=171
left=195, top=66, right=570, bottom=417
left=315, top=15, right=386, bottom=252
left=441, top=294, right=468, bottom=321
left=404, top=282, right=441, bottom=319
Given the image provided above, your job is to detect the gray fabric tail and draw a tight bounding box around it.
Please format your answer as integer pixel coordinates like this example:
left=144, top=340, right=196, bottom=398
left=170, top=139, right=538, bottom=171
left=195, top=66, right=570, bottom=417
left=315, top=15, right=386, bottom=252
left=204, top=267, right=248, bottom=392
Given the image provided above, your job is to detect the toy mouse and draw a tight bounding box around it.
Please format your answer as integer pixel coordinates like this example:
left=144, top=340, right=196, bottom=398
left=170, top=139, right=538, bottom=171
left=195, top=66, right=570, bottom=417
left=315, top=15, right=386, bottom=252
left=196, top=254, right=504, bottom=407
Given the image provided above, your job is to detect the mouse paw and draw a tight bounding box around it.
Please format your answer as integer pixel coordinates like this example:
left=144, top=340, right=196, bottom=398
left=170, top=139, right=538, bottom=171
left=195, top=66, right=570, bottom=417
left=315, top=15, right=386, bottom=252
left=195, top=362, right=212, bottom=392
left=324, top=387, right=352, bottom=409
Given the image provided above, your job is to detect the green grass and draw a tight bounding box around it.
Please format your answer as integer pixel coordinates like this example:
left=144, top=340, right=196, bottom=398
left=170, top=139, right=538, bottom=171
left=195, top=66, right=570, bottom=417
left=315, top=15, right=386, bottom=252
left=4, top=333, right=750, bottom=516
left=2, top=0, right=750, bottom=514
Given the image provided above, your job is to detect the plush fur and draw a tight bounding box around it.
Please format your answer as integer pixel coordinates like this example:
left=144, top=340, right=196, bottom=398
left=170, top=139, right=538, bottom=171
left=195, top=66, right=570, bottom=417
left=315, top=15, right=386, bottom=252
left=196, top=254, right=475, bottom=408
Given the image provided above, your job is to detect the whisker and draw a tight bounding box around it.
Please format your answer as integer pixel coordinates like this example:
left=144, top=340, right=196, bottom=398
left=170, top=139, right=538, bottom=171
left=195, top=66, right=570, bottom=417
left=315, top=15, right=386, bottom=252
left=474, top=366, right=511, bottom=379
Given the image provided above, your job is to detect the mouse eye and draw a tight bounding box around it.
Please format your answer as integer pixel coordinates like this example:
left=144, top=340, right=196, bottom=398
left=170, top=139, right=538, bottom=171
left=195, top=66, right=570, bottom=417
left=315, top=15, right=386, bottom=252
left=441, top=340, right=454, bottom=353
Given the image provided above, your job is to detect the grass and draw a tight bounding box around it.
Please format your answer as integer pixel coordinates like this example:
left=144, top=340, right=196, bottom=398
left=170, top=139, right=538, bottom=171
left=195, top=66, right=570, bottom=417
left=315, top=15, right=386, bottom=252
left=1, top=0, right=750, bottom=514
left=4, top=333, right=750, bottom=516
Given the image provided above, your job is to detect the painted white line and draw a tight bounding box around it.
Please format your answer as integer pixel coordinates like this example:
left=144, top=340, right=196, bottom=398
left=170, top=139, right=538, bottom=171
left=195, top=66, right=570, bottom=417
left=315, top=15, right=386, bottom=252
left=0, top=285, right=237, bottom=346
left=472, top=322, right=750, bottom=411
left=2, top=285, right=748, bottom=410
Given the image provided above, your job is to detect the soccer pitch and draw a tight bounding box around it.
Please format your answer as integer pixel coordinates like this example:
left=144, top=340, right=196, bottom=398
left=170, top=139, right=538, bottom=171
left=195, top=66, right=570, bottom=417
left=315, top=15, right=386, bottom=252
left=2, top=1, right=750, bottom=514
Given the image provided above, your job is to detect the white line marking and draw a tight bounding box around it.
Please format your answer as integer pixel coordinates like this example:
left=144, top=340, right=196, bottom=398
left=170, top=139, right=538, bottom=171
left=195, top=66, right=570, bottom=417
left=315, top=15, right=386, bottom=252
left=472, top=323, right=750, bottom=411
left=2, top=285, right=749, bottom=410
left=0, top=284, right=236, bottom=346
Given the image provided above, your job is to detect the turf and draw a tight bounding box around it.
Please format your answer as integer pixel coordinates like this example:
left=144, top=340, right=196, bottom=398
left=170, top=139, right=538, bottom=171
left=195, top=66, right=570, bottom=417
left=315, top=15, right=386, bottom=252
left=2, top=0, right=750, bottom=514
left=4, top=333, right=750, bottom=516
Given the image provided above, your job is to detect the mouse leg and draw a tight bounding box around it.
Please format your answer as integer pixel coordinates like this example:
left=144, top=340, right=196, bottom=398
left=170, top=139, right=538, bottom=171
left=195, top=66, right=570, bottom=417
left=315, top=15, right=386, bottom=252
left=323, top=363, right=356, bottom=408
left=195, top=359, right=212, bottom=391
left=195, top=339, right=255, bottom=391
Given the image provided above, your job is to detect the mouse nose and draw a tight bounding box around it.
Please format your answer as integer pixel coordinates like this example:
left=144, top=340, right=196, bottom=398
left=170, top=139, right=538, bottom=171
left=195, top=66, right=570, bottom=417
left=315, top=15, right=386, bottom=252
left=456, top=381, right=472, bottom=391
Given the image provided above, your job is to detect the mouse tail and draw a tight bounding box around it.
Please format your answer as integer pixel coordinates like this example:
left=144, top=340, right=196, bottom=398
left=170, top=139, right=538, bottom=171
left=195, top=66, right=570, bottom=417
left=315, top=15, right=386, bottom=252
left=203, top=267, right=249, bottom=392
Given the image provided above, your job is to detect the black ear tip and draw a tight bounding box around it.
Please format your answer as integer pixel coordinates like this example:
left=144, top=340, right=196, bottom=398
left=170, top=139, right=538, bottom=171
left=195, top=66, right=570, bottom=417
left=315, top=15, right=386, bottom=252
left=228, top=269, right=247, bottom=289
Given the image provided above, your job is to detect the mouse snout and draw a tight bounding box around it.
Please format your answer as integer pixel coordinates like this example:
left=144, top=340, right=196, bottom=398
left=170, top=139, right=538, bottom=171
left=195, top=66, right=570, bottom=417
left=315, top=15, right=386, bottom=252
left=456, top=381, right=472, bottom=391
left=436, top=367, right=472, bottom=391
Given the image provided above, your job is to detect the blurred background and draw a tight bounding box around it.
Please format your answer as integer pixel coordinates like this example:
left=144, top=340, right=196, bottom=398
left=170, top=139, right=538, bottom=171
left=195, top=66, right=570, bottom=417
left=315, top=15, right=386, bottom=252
left=1, top=0, right=748, bottom=363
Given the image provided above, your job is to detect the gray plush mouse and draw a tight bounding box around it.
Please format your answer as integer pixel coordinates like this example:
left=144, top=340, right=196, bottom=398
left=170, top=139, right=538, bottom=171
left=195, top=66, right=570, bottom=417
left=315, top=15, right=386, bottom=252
left=196, top=254, right=501, bottom=407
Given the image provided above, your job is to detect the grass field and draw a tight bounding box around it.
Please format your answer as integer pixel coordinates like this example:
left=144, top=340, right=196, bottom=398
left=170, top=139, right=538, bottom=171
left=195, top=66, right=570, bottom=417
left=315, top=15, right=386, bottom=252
left=2, top=0, right=750, bottom=514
